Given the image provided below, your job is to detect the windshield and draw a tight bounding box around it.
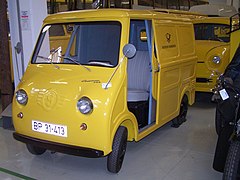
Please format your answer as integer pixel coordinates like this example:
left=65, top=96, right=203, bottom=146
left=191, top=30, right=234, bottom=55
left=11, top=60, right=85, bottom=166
left=32, top=21, right=121, bottom=67
left=194, top=23, right=230, bottom=42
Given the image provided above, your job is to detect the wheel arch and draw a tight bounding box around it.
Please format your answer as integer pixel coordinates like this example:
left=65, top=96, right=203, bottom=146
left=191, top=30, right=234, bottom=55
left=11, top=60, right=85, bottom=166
left=179, top=91, right=188, bottom=110
left=111, top=117, right=138, bottom=146
left=180, top=87, right=192, bottom=106
left=120, top=119, right=136, bottom=141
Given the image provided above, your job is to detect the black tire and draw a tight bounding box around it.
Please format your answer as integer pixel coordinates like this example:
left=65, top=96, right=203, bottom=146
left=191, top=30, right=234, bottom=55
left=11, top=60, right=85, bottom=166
left=26, top=144, right=46, bottom=155
left=215, top=105, right=224, bottom=135
left=223, top=140, right=240, bottom=180
left=171, top=95, right=188, bottom=128
left=107, top=126, right=128, bottom=173
left=179, top=95, right=188, bottom=121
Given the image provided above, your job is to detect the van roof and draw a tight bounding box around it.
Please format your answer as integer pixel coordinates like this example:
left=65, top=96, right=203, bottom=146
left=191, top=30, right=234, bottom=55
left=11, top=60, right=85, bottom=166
left=44, top=9, right=192, bottom=24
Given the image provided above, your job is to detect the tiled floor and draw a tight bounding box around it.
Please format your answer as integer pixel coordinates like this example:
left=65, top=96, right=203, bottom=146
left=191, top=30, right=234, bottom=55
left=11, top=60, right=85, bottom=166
left=0, top=96, right=222, bottom=180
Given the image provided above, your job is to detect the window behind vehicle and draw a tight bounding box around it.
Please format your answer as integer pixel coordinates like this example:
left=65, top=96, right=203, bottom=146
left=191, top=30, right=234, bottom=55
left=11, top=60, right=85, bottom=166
left=49, top=24, right=65, bottom=36
left=194, top=23, right=230, bottom=42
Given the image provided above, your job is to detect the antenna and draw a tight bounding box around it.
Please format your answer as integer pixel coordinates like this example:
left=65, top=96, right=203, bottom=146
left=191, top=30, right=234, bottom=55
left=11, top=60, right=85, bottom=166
left=104, top=44, right=136, bottom=89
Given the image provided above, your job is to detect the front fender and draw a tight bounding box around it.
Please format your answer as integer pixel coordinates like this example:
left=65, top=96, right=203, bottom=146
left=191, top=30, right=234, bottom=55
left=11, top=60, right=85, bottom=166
left=110, top=112, right=138, bottom=149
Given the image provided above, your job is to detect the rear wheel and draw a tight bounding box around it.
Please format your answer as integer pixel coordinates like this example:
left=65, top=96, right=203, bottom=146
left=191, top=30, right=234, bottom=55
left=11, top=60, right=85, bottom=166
left=223, top=140, right=240, bottom=180
left=172, top=95, right=188, bottom=128
left=107, top=126, right=128, bottom=173
left=26, top=144, right=46, bottom=155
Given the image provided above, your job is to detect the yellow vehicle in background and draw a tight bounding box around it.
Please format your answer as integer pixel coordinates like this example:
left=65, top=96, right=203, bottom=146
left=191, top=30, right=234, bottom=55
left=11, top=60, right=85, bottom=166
left=49, top=24, right=72, bottom=52
left=229, top=14, right=240, bottom=60
left=193, top=17, right=231, bottom=92
left=12, top=9, right=197, bottom=173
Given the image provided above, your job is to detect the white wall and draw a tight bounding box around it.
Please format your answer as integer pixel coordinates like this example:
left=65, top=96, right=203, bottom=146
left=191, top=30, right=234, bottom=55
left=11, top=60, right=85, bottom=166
left=210, top=0, right=239, bottom=11
left=8, top=0, right=47, bottom=87
left=208, top=0, right=226, bottom=5
left=226, top=0, right=239, bottom=11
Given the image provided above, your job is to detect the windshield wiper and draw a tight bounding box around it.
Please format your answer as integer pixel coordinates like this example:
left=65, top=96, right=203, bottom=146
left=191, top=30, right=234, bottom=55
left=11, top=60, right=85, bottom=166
left=88, top=61, right=113, bottom=67
left=37, top=47, right=60, bottom=62
left=37, top=55, right=51, bottom=62
left=36, top=55, right=60, bottom=69
left=36, top=54, right=90, bottom=71
left=59, top=56, right=91, bottom=71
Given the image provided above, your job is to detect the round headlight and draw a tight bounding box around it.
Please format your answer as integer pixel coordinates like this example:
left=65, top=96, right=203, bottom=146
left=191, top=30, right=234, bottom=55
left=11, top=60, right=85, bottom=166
left=212, top=56, right=221, bottom=64
left=16, top=89, right=28, bottom=105
left=77, top=97, right=93, bottom=114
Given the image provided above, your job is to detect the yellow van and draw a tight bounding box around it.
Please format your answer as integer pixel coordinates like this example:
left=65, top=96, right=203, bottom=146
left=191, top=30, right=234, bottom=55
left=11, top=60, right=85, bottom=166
left=193, top=17, right=231, bottom=92
left=12, top=9, right=197, bottom=173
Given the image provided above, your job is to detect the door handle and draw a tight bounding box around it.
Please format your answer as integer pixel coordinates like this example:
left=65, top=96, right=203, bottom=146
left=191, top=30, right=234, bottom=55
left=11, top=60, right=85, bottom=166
left=153, top=63, right=160, bottom=73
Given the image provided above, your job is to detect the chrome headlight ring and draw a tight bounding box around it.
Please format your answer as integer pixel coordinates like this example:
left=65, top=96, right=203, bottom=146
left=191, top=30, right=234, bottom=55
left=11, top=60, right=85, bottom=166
left=212, top=56, right=221, bottom=64
left=77, top=96, right=93, bottom=114
left=16, top=89, right=28, bottom=105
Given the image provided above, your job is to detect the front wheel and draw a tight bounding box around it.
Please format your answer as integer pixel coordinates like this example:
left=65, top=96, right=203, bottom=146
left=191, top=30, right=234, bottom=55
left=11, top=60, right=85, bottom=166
left=26, top=144, right=46, bottom=155
left=107, top=126, right=128, bottom=173
left=223, top=140, right=240, bottom=180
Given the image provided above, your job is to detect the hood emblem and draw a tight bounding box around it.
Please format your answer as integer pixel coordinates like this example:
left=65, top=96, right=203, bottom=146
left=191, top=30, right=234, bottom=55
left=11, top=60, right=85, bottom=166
left=37, top=90, right=64, bottom=111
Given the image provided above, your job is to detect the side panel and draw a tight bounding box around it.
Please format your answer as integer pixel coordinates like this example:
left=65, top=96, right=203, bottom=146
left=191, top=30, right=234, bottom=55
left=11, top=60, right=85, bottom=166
left=155, top=21, right=179, bottom=124
left=154, top=20, right=196, bottom=125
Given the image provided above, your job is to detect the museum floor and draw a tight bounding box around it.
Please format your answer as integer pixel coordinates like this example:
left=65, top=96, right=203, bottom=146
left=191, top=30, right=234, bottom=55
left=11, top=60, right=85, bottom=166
left=0, top=94, right=222, bottom=180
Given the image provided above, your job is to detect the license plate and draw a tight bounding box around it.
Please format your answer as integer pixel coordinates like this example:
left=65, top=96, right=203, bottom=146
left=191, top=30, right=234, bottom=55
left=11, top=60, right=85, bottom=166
left=219, top=88, right=229, bottom=101
left=32, top=120, right=67, bottom=137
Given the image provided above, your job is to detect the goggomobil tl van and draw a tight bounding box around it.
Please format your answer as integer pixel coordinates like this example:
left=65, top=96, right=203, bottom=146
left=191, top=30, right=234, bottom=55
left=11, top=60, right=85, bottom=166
left=12, top=9, right=197, bottom=173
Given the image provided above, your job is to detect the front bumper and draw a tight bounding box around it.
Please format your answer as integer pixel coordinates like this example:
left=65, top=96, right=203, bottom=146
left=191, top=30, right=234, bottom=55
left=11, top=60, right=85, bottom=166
left=13, top=132, right=104, bottom=158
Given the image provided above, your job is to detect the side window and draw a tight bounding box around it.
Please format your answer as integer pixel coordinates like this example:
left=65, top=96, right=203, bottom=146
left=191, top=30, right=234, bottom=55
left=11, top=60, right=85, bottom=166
left=213, top=25, right=230, bottom=41
left=140, top=29, right=147, bottom=42
left=194, top=24, right=203, bottom=40
left=49, top=24, right=65, bottom=37
left=194, top=23, right=230, bottom=42
left=129, top=20, right=149, bottom=51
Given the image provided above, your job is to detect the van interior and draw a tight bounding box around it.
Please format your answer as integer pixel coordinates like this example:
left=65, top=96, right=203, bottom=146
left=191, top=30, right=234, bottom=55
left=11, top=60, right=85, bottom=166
left=127, top=20, right=155, bottom=130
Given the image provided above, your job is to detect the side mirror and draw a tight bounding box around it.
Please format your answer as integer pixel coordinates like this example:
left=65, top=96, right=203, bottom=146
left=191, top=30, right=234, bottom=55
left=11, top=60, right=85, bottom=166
left=123, top=44, right=136, bottom=59
left=92, top=0, right=102, bottom=9
left=67, top=25, right=74, bottom=32
left=104, top=44, right=136, bottom=89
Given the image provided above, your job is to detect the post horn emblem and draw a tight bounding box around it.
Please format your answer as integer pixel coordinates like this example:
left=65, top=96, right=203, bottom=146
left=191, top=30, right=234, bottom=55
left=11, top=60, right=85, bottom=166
left=166, top=33, right=171, bottom=43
